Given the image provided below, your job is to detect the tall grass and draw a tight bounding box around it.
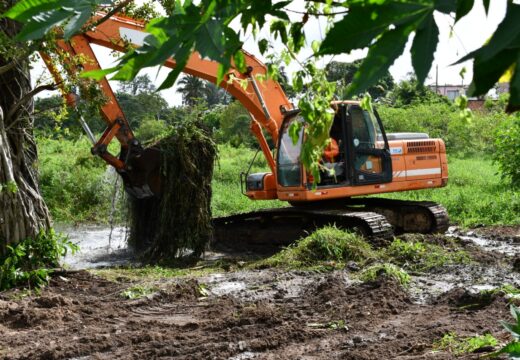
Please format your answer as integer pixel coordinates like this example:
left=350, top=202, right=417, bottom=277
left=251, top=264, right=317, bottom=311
left=211, top=144, right=282, bottom=217
left=37, top=137, right=118, bottom=223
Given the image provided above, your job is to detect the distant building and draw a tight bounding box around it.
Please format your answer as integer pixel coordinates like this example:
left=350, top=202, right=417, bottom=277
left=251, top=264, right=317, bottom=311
left=428, top=84, right=468, bottom=101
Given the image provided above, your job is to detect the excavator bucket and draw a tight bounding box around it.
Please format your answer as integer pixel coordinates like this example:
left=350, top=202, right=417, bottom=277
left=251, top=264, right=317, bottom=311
left=120, top=147, right=162, bottom=199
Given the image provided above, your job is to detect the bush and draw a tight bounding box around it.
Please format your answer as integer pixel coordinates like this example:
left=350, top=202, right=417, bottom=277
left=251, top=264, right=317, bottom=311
left=494, top=114, right=520, bottom=187
left=377, top=103, right=505, bottom=156
left=262, top=226, right=376, bottom=268
left=135, top=118, right=169, bottom=142
left=0, top=229, right=78, bottom=290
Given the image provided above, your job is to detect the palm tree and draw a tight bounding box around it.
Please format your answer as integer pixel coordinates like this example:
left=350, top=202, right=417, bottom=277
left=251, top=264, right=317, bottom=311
left=177, top=75, right=206, bottom=106
left=204, top=82, right=231, bottom=106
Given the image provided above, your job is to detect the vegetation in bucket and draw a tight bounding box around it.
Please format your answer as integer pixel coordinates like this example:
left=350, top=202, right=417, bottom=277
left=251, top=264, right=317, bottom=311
left=128, top=121, right=217, bottom=263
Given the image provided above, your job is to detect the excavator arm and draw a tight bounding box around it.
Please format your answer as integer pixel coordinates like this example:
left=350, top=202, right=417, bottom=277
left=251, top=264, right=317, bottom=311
left=42, top=12, right=294, bottom=197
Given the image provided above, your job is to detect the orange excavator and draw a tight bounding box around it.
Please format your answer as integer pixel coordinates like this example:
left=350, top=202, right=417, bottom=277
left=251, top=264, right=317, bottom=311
left=42, top=13, right=449, bottom=243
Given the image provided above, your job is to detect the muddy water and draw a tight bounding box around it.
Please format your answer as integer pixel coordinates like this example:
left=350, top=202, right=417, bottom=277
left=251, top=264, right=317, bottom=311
left=58, top=224, right=520, bottom=305
left=57, top=224, right=136, bottom=269
left=446, top=226, right=519, bottom=255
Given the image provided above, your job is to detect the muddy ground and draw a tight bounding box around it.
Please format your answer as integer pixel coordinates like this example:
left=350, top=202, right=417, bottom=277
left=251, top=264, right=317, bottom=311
left=1, top=226, right=520, bottom=359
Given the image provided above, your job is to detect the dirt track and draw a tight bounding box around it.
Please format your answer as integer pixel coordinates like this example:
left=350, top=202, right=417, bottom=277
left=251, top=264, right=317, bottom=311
left=1, top=226, right=519, bottom=359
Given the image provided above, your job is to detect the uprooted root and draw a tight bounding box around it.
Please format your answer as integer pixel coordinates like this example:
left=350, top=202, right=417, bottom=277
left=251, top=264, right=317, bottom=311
left=128, top=121, right=217, bottom=263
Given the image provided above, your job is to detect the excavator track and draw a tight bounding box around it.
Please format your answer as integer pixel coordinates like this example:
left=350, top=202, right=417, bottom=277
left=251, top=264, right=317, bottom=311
left=211, top=198, right=448, bottom=252
left=344, top=198, right=450, bottom=234
left=211, top=207, right=393, bottom=252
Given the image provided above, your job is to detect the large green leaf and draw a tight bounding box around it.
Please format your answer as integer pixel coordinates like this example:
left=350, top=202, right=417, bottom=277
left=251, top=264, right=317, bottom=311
left=196, top=20, right=227, bottom=63
left=319, top=1, right=431, bottom=56
left=494, top=342, right=520, bottom=357
left=434, top=0, right=456, bottom=14
left=62, top=5, right=92, bottom=39
left=4, top=0, right=72, bottom=21
left=457, top=3, right=520, bottom=64
left=411, top=11, right=439, bottom=84
left=157, top=46, right=191, bottom=91
left=483, top=0, right=490, bottom=15
left=80, top=66, right=118, bottom=80
left=346, top=24, right=413, bottom=97
left=455, top=0, right=474, bottom=22
left=16, top=9, right=70, bottom=41
left=468, top=49, right=517, bottom=97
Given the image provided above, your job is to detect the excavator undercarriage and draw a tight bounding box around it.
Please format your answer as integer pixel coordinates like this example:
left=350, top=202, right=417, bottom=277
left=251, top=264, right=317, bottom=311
left=212, top=198, right=449, bottom=251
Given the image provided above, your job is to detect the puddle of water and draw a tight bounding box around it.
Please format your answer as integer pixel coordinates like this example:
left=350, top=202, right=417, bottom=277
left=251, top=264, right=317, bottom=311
left=211, top=281, right=247, bottom=296
left=57, top=224, right=136, bottom=270
left=446, top=226, right=519, bottom=255
left=227, top=351, right=258, bottom=360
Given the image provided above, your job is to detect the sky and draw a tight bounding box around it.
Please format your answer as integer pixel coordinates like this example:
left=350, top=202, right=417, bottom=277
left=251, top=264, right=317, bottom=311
left=31, top=0, right=509, bottom=106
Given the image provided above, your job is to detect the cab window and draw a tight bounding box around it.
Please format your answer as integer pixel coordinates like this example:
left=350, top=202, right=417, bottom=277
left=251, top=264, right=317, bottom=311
left=277, top=116, right=303, bottom=187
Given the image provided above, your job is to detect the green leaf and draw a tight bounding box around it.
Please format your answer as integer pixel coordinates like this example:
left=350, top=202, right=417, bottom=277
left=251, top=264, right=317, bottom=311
left=319, top=2, right=431, bottom=55
left=290, top=22, right=305, bottom=53
left=492, top=341, right=520, bottom=357
left=311, top=40, right=320, bottom=55
left=468, top=49, right=517, bottom=97
left=16, top=9, right=70, bottom=41
left=258, top=39, right=268, bottom=55
left=6, top=180, right=18, bottom=194
left=500, top=320, right=520, bottom=338
left=456, top=3, right=520, bottom=64
left=216, top=63, right=227, bottom=87
left=483, top=0, right=490, bottom=15
left=81, top=66, right=119, bottom=80
left=62, top=6, right=91, bottom=39
left=456, top=0, right=474, bottom=22
left=411, top=12, right=439, bottom=84
left=346, top=24, right=413, bottom=98
left=233, top=51, right=246, bottom=73
left=4, top=0, right=72, bottom=21
left=196, top=20, right=227, bottom=62
left=434, top=0, right=456, bottom=14
left=270, top=20, right=288, bottom=43
left=512, top=304, right=520, bottom=321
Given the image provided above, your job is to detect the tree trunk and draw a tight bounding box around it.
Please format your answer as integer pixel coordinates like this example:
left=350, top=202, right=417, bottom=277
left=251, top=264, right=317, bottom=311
left=0, top=7, right=51, bottom=254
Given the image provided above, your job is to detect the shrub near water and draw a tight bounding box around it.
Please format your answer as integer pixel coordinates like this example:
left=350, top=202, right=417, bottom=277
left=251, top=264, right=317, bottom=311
left=262, top=226, right=376, bottom=268
left=0, top=229, right=78, bottom=290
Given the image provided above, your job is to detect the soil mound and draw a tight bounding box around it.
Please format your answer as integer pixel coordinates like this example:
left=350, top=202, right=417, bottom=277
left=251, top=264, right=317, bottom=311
left=433, top=288, right=504, bottom=310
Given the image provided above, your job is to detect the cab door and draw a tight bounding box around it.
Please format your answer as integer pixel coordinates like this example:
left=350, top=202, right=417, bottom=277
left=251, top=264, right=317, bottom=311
left=343, top=104, right=392, bottom=185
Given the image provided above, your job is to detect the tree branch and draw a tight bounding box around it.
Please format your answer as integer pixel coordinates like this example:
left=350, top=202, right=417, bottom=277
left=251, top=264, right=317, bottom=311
left=0, top=62, right=16, bottom=77
left=5, top=84, right=56, bottom=129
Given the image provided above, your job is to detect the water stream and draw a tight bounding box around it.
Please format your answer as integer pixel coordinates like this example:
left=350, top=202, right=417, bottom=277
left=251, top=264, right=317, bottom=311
left=57, top=224, right=136, bottom=270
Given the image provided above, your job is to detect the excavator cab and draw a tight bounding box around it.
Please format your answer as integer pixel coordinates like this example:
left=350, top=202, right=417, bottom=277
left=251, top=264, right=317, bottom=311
left=276, top=103, right=392, bottom=191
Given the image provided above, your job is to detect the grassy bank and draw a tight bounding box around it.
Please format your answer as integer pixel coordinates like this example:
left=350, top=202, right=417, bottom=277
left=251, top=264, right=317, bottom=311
left=37, top=138, right=519, bottom=227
